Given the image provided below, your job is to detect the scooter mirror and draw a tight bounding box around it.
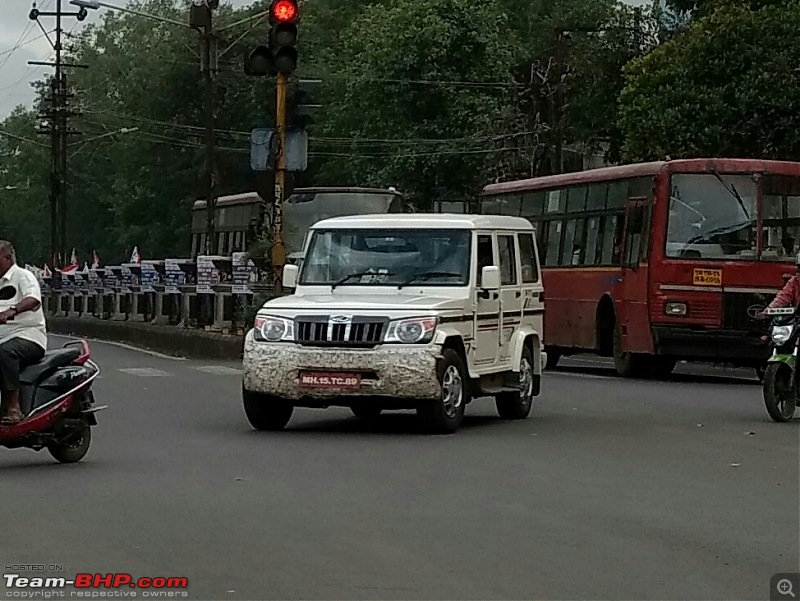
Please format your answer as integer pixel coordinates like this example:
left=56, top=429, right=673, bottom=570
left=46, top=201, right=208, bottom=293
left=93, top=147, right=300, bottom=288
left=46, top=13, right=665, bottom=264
left=0, top=286, right=16, bottom=301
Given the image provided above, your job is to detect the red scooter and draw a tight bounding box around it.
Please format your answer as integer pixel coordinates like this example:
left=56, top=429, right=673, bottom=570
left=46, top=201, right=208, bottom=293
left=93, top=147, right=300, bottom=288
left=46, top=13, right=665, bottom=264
left=0, top=286, right=104, bottom=463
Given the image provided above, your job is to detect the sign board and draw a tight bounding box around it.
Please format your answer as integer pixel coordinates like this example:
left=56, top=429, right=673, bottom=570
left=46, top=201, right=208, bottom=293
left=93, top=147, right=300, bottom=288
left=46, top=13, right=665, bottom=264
left=232, top=252, right=256, bottom=294
left=164, top=260, right=185, bottom=294
left=140, top=262, right=159, bottom=293
left=250, top=128, right=308, bottom=172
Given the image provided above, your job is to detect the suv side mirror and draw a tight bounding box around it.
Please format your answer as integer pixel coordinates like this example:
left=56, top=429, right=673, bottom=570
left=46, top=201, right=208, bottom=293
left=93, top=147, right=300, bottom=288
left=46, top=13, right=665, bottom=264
left=282, top=264, right=299, bottom=289
left=481, top=266, right=500, bottom=291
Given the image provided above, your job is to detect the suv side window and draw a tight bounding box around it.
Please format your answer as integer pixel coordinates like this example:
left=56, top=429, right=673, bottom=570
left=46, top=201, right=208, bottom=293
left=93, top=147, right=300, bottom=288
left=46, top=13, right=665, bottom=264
left=518, top=232, right=539, bottom=283
left=497, top=234, right=517, bottom=286
left=476, top=234, right=494, bottom=286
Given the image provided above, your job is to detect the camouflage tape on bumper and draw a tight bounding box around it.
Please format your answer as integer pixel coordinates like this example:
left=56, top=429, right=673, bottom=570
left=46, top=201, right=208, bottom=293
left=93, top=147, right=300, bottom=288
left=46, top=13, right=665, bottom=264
left=242, top=338, right=442, bottom=401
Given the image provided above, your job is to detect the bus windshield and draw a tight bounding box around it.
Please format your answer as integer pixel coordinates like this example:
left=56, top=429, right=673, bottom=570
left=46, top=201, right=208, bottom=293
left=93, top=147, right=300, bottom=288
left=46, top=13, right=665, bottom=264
left=299, top=229, right=471, bottom=287
left=666, top=173, right=800, bottom=261
left=666, top=173, right=758, bottom=260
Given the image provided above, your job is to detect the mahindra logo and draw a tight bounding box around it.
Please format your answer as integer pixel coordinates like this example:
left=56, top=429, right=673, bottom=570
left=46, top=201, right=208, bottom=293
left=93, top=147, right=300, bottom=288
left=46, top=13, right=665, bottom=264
left=330, top=315, right=352, bottom=323
left=747, top=304, right=765, bottom=319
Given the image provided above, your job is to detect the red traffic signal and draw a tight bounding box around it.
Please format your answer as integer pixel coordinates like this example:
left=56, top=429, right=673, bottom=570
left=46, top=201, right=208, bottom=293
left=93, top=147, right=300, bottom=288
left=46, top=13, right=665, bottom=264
left=270, top=0, right=298, bottom=23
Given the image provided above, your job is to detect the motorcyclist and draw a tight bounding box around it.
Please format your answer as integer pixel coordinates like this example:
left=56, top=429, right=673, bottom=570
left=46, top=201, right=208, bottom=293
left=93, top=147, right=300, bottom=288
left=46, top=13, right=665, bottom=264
left=758, top=251, right=800, bottom=317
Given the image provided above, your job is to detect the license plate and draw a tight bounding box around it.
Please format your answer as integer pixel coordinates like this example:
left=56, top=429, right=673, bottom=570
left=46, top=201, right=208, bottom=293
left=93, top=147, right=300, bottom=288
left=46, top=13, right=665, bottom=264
left=298, top=371, right=361, bottom=389
left=693, top=268, right=722, bottom=286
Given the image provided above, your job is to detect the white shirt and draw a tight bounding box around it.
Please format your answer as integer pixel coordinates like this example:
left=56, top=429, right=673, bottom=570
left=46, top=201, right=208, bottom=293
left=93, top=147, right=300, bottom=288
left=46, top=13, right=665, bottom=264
left=0, top=263, right=47, bottom=350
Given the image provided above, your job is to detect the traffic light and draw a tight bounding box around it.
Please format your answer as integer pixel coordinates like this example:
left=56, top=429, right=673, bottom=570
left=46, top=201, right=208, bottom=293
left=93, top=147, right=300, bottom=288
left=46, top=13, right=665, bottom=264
left=269, top=0, right=299, bottom=75
left=245, top=45, right=273, bottom=77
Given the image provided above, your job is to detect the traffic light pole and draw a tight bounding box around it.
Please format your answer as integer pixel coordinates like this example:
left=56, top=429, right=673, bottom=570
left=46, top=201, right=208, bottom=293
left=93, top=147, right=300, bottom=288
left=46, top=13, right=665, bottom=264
left=202, top=23, right=217, bottom=256
left=272, top=72, right=288, bottom=294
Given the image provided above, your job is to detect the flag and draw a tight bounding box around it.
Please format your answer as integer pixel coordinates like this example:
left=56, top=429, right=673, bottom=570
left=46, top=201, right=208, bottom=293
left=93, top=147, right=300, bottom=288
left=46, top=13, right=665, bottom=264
left=69, top=248, right=78, bottom=266
left=43, top=265, right=52, bottom=278
left=129, top=246, right=141, bottom=264
left=81, top=262, right=90, bottom=273
left=91, top=250, right=100, bottom=269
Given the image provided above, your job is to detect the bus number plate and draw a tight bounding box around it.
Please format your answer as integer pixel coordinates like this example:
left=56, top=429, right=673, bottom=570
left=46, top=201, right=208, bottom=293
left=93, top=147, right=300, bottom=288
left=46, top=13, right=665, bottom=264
left=693, top=268, right=722, bottom=286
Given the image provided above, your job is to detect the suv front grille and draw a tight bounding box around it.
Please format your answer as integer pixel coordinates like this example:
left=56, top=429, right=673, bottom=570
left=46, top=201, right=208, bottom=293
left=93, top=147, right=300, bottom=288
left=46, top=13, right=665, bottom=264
left=296, top=316, right=388, bottom=347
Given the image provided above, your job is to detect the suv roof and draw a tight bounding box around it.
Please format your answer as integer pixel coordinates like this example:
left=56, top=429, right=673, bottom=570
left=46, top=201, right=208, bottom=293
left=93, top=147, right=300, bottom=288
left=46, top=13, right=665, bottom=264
left=311, top=213, right=535, bottom=231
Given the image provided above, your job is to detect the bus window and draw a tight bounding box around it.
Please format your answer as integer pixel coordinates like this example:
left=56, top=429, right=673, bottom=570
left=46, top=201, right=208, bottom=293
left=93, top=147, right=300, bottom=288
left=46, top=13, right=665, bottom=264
left=600, top=216, right=620, bottom=265
left=561, top=220, right=577, bottom=265
left=521, top=191, right=545, bottom=217
left=587, top=183, right=608, bottom=211
left=567, top=187, right=587, bottom=213
left=585, top=217, right=601, bottom=265
left=546, top=221, right=562, bottom=266
left=500, top=195, right=522, bottom=216
left=607, top=181, right=628, bottom=210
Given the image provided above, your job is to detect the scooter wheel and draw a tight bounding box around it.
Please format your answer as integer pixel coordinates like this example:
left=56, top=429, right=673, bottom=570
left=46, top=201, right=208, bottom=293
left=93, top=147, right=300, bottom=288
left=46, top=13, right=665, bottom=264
left=763, top=363, right=797, bottom=423
left=47, top=423, right=91, bottom=463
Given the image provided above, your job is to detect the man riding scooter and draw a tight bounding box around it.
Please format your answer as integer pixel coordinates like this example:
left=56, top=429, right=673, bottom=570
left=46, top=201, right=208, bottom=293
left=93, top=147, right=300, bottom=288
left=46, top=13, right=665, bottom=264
left=758, top=251, right=800, bottom=315
left=0, top=241, right=47, bottom=425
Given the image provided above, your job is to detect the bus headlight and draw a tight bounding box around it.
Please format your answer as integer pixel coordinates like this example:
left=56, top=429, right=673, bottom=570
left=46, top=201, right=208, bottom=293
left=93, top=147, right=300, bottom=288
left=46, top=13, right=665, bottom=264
left=771, top=325, right=794, bottom=345
left=665, top=302, right=688, bottom=316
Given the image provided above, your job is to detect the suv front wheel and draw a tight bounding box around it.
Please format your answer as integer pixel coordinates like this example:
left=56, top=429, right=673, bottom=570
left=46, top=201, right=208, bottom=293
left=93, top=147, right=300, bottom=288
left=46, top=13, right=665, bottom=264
left=417, top=349, right=469, bottom=434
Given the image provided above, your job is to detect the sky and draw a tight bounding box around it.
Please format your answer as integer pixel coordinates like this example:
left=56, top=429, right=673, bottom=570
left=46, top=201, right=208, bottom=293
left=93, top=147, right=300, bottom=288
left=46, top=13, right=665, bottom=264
left=0, top=0, right=653, bottom=121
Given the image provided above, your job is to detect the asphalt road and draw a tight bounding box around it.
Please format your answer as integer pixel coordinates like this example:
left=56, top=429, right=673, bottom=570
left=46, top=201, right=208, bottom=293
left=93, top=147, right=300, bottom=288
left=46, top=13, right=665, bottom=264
left=1, top=336, right=798, bottom=601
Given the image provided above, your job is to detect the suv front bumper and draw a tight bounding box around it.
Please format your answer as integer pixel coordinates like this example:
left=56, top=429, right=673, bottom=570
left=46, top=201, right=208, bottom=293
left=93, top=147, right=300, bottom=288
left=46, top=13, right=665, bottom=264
left=242, top=338, right=442, bottom=401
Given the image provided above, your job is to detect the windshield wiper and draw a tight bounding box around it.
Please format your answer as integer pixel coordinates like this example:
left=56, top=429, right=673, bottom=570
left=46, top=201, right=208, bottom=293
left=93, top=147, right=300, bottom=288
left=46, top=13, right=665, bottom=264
left=712, top=169, right=751, bottom=220
left=398, top=271, right=463, bottom=289
left=678, top=220, right=753, bottom=253
left=331, top=271, right=395, bottom=290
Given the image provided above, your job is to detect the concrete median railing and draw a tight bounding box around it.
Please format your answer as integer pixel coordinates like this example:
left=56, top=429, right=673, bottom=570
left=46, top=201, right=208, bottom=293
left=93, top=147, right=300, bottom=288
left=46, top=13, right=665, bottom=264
left=35, top=258, right=278, bottom=360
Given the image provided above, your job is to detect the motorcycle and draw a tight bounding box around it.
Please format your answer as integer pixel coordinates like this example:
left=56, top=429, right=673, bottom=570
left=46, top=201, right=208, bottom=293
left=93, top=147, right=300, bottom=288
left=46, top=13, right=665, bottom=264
left=762, top=306, right=799, bottom=422
left=0, top=285, right=104, bottom=463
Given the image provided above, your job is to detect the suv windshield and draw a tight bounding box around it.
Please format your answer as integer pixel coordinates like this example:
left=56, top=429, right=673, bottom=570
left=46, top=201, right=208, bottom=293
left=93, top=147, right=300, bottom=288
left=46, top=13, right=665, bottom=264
left=299, top=229, right=471, bottom=287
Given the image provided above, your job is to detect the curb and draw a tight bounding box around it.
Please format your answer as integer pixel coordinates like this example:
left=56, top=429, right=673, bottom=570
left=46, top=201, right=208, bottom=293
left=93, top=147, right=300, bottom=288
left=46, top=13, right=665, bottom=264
left=47, top=317, right=245, bottom=360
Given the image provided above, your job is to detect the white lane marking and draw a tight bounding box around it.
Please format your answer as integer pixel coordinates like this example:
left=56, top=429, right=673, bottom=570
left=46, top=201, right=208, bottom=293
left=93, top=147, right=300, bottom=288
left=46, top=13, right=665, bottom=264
left=192, top=366, right=242, bottom=375
left=51, top=335, right=187, bottom=361
left=118, top=368, right=172, bottom=377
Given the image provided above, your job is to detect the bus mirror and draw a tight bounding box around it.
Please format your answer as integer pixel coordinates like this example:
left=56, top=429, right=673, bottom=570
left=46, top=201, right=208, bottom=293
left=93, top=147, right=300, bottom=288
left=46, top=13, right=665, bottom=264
left=282, top=264, right=299, bottom=289
left=481, top=266, right=500, bottom=291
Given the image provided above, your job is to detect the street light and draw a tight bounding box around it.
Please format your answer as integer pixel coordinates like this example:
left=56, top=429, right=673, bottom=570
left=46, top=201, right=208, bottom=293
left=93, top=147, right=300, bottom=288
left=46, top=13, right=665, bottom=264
left=69, top=0, right=193, bottom=29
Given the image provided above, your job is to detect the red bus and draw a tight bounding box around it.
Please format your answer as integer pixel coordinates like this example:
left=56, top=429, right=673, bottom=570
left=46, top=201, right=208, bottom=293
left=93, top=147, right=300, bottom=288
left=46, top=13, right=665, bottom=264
left=479, top=159, right=800, bottom=378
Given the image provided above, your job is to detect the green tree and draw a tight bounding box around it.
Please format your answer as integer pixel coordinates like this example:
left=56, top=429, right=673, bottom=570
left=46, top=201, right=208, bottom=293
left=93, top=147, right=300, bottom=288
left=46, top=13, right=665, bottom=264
left=316, top=0, right=516, bottom=208
left=619, top=1, right=800, bottom=162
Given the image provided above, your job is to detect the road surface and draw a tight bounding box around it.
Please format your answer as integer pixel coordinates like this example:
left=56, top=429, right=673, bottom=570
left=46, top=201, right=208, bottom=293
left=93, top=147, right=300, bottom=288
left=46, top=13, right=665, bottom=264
left=1, top=336, right=797, bottom=600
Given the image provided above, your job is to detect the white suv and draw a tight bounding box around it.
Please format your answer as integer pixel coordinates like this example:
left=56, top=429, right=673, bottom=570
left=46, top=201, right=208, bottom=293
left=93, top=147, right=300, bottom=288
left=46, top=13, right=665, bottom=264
left=242, top=214, right=546, bottom=434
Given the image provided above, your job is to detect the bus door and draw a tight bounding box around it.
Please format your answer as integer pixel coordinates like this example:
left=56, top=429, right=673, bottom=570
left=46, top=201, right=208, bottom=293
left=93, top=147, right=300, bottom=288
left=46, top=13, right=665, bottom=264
left=618, top=195, right=653, bottom=353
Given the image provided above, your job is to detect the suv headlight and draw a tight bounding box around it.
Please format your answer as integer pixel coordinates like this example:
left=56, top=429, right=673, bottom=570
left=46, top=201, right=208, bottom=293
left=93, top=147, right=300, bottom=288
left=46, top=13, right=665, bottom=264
left=384, top=317, right=438, bottom=344
left=254, top=315, right=294, bottom=342
left=771, top=325, right=794, bottom=345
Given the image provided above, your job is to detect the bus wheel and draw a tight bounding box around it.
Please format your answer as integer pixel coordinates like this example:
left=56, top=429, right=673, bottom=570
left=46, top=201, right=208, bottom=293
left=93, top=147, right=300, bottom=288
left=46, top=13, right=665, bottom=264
left=613, top=324, right=646, bottom=378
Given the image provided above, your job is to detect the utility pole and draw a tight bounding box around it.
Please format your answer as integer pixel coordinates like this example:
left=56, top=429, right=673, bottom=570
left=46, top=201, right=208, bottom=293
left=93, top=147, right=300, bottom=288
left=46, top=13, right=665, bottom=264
left=30, top=0, right=87, bottom=267
left=190, top=0, right=219, bottom=256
